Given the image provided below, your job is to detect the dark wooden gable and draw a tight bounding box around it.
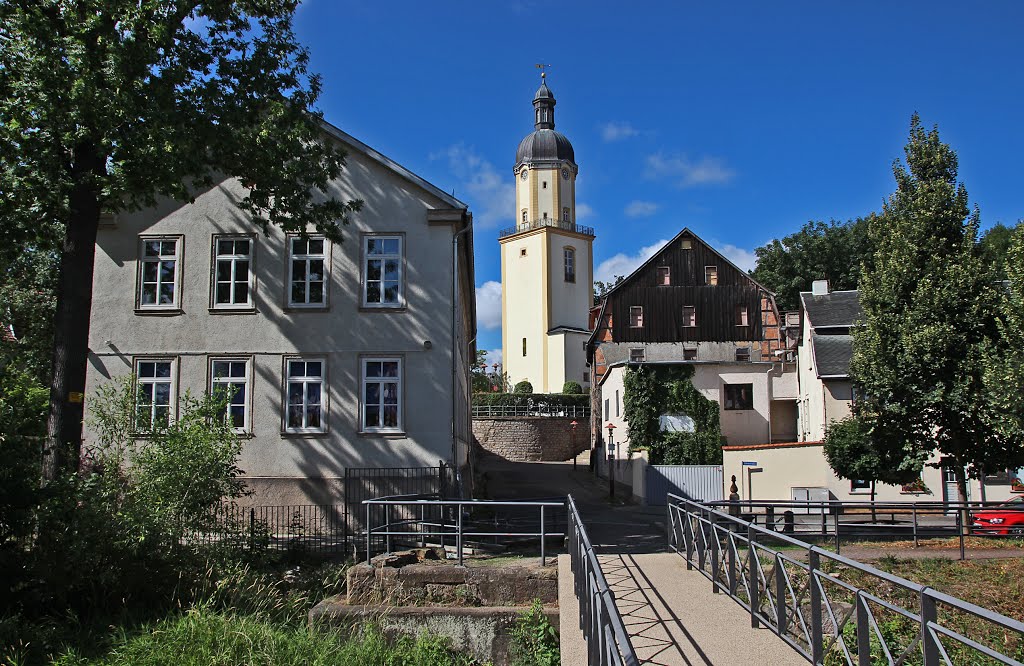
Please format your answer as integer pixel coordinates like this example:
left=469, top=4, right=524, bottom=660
left=605, top=230, right=766, bottom=343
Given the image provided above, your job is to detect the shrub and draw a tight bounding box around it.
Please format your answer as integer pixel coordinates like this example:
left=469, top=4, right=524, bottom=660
left=29, top=378, right=250, bottom=613
left=513, top=380, right=534, bottom=394
left=561, top=381, right=583, bottom=395
left=509, top=600, right=560, bottom=666
left=472, top=392, right=589, bottom=408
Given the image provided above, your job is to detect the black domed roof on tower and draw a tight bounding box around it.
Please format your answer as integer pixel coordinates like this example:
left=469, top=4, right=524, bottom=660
left=515, top=75, right=575, bottom=165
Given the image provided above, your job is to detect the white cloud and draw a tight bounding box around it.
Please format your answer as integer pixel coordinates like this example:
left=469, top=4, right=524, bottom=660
left=595, top=239, right=669, bottom=284
left=482, top=349, right=502, bottom=366
left=624, top=200, right=659, bottom=218
left=600, top=121, right=639, bottom=142
left=432, top=144, right=515, bottom=228
left=645, top=152, right=736, bottom=188
left=475, top=280, right=502, bottom=330
left=719, top=244, right=758, bottom=273
left=575, top=203, right=595, bottom=220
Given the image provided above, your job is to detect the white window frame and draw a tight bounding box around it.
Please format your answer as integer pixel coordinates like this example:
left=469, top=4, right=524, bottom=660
left=362, top=235, right=404, bottom=308
left=564, top=247, right=576, bottom=283
left=137, top=236, right=183, bottom=310
left=361, top=356, right=403, bottom=433
left=210, top=357, right=252, bottom=434
left=287, top=235, right=328, bottom=308
left=134, top=357, right=177, bottom=431
left=211, top=235, right=255, bottom=309
left=629, top=306, right=643, bottom=328
left=682, top=306, right=697, bottom=328
left=284, top=357, right=327, bottom=433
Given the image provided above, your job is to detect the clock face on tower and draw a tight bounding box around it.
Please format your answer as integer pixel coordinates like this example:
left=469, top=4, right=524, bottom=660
left=520, top=169, right=528, bottom=180
left=561, top=169, right=569, bottom=179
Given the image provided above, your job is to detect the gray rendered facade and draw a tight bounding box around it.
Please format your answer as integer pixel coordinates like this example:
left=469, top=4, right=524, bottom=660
left=83, top=124, right=475, bottom=505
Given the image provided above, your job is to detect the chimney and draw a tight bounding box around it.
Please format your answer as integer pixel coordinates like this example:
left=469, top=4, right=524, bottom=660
left=811, top=280, right=829, bottom=296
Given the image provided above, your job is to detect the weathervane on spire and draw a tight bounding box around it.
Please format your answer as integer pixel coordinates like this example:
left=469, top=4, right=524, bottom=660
left=535, top=63, right=551, bottom=81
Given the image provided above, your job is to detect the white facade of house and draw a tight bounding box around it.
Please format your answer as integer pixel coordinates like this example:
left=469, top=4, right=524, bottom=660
left=597, top=361, right=797, bottom=461
left=723, top=443, right=1020, bottom=504
left=83, top=123, right=475, bottom=505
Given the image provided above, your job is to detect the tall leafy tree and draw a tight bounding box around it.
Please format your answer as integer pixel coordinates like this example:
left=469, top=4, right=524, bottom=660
left=983, top=225, right=1024, bottom=451
left=851, top=114, right=1009, bottom=508
left=0, top=1, right=361, bottom=479
left=752, top=217, right=874, bottom=311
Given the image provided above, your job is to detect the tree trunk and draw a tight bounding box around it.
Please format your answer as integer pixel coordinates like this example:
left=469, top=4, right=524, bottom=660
left=41, top=142, right=103, bottom=482
left=870, top=480, right=877, bottom=523
left=952, top=462, right=971, bottom=536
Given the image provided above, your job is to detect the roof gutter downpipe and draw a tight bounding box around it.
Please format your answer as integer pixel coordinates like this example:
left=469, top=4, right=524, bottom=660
left=451, top=216, right=473, bottom=498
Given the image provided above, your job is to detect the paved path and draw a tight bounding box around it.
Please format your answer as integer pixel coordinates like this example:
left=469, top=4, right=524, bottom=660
left=477, top=455, right=804, bottom=664
left=596, top=552, right=804, bottom=666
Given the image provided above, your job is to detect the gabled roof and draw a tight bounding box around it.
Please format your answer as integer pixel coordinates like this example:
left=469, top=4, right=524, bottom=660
left=317, top=119, right=468, bottom=211
left=586, top=227, right=776, bottom=356
left=800, top=290, right=861, bottom=328
left=601, top=227, right=773, bottom=302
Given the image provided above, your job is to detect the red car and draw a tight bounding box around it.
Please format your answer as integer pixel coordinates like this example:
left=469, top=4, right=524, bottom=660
left=972, top=496, right=1024, bottom=535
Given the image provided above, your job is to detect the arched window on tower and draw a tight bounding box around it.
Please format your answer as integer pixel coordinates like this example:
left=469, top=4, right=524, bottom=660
left=521, top=209, right=528, bottom=223
left=564, top=247, right=576, bottom=283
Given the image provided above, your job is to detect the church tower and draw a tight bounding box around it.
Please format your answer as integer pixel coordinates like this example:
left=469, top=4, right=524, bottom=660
left=500, top=74, right=595, bottom=393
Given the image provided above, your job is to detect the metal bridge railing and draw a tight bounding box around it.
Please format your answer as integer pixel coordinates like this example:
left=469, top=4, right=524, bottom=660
left=667, top=494, right=1024, bottom=665
left=362, top=495, right=565, bottom=566
left=568, top=495, right=639, bottom=666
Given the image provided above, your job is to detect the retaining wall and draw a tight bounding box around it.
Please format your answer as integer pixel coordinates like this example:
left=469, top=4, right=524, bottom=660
left=472, top=416, right=588, bottom=461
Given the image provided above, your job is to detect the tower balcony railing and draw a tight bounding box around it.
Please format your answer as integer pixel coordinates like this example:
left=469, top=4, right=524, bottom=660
left=499, top=218, right=595, bottom=239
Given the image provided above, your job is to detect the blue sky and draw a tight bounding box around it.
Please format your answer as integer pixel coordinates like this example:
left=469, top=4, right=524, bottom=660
left=293, top=1, right=1023, bottom=360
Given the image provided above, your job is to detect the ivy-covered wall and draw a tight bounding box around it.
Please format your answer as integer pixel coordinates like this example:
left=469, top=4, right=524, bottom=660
left=622, top=365, right=723, bottom=465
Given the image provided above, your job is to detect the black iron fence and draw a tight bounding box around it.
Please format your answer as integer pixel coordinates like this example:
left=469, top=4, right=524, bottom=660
left=567, top=494, right=639, bottom=666
left=668, top=495, right=1024, bottom=665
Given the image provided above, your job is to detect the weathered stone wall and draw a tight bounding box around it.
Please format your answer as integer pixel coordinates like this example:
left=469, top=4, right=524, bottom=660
left=472, top=416, right=588, bottom=461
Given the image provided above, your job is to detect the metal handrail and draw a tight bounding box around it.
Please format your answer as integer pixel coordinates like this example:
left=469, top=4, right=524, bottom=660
left=567, top=495, right=639, bottom=666
left=499, top=218, right=596, bottom=239
left=666, top=494, right=1024, bottom=665
left=362, top=497, right=565, bottom=566
left=471, top=403, right=591, bottom=418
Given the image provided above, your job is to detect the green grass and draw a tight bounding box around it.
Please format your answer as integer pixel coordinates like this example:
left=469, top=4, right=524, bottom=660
left=2, top=558, right=489, bottom=666
left=48, top=607, right=477, bottom=666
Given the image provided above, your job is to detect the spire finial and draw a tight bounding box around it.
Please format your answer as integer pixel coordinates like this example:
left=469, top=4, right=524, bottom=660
left=535, top=63, right=551, bottom=82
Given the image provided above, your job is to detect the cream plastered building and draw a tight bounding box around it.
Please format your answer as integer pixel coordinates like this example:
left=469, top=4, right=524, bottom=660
left=83, top=120, right=476, bottom=505
left=499, top=76, right=594, bottom=393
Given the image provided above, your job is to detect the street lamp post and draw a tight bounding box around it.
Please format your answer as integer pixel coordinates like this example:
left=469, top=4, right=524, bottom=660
left=570, top=420, right=578, bottom=471
left=606, top=422, right=616, bottom=500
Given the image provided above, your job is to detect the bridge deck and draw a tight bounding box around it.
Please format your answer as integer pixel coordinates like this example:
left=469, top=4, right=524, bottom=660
left=560, top=552, right=805, bottom=665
